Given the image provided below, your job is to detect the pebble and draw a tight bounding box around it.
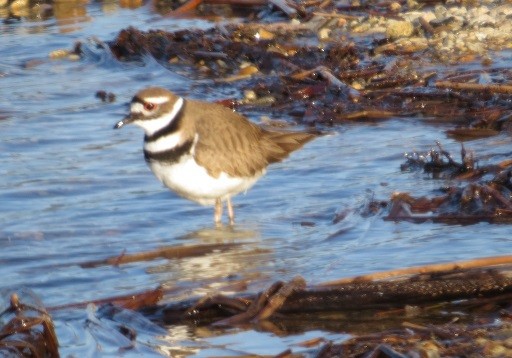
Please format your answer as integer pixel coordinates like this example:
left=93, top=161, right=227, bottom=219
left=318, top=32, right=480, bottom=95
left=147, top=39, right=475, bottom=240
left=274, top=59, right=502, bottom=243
left=345, top=0, right=512, bottom=60
left=49, top=49, right=70, bottom=59
left=255, top=28, right=274, bottom=41
left=10, top=0, right=29, bottom=11
left=389, top=2, right=401, bottom=12
left=318, top=28, right=331, bottom=40
left=243, top=90, right=257, bottom=101
left=386, top=20, right=414, bottom=40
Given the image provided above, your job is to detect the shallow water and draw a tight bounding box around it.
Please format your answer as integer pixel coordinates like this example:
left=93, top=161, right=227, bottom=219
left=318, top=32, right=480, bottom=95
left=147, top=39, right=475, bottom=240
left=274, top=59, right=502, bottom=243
left=1, top=1, right=512, bottom=356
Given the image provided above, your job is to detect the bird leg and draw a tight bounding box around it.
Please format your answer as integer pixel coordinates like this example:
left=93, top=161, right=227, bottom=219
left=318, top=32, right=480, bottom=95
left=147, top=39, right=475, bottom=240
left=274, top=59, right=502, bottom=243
left=214, top=198, right=223, bottom=225
left=227, top=197, right=235, bottom=225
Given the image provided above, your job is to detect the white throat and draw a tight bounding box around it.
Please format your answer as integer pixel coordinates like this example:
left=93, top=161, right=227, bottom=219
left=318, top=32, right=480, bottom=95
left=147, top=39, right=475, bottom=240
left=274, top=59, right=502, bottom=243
left=132, top=97, right=184, bottom=136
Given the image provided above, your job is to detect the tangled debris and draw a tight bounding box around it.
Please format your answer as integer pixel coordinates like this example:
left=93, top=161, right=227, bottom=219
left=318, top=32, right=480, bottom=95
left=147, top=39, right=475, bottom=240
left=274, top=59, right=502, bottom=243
left=87, top=0, right=512, bottom=135
left=384, top=141, right=512, bottom=224
left=104, top=23, right=512, bottom=130
left=11, top=249, right=512, bottom=356
left=136, top=255, right=512, bottom=356
left=318, top=318, right=512, bottom=357
left=142, top=255, right=512, bottom=326
left=0, top=291, right=59, bottom=357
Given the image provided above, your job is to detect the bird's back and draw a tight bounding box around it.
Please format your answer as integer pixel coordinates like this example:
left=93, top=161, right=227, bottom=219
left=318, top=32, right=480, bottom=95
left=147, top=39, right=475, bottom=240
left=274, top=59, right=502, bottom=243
left=190, top=100, right=317, bottom=178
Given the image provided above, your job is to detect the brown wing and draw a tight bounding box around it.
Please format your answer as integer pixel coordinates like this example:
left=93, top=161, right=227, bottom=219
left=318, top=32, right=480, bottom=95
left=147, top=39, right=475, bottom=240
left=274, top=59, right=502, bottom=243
left=193, top=102, right=269, bottom=178
left=260, top=130, right=317, bottom=165
left=192, top=100, right=318, bottom=178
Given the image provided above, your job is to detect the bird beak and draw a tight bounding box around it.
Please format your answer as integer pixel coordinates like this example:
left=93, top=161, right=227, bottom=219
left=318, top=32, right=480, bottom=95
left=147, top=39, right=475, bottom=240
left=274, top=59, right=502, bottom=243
left=113, top=114, right=135, bottom=129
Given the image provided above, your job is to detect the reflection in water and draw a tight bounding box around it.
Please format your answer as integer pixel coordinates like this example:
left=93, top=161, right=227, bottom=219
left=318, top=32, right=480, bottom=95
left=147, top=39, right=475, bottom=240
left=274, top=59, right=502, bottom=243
left=119, top=0, right=143, bottom=10
left=53, top=0, right=90, bottom=33
left=176, top=225, right=259, bottom=243
left=147, top=225, right=273, bottom=301
left=1, top=0, right=147, bottom=33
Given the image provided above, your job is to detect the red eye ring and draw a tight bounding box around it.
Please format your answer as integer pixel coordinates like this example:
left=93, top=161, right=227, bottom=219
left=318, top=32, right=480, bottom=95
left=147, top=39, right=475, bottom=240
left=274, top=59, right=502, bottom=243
left=144, top=102, right=156, bottom=111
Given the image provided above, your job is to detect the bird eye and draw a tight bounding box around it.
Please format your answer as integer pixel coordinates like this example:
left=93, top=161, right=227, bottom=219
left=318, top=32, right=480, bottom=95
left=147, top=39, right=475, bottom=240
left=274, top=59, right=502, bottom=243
left=144, top=102, right=156, bottom=111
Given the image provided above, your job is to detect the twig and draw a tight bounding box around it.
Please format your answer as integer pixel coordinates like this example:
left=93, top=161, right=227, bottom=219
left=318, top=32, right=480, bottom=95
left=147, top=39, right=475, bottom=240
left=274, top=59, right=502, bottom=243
left=170, top=0, right=268, bottom=15
left=48, top=286, right=164, bottom=311
left=418, top=16, right=435, bottom=35
left=318, top=255, right=512, bottom=286
left=171, top=0, right=203, bottom=14
left=435, top=81, right=512, bottom=94
left=270, top=0, right=298, bottom=17
left=80, top=243, right=242, bottom=267
left=312, top=11, right=361, bottom=20
left=256, top=276, right=306, bottom=320
left=291, top=66, right=361, bottom=100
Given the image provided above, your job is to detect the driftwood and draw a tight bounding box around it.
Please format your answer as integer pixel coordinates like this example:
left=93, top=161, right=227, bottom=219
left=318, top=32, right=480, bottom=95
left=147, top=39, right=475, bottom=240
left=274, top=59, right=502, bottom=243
left=43, top=255, right=512, bottom=326
left=435, top=80, right=512, bottom=94
left=145, top=255, right=512, bottom=326
left=318, top=255, right=512, bottom=286
left=48, top=286, right=164, bottom=312
left=80, top=242, right=243, bottom=268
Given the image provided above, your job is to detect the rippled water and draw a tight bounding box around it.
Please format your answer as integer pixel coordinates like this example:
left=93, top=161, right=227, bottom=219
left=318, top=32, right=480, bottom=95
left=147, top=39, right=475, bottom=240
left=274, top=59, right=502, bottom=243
left=1, top=1, right=512, bottom=356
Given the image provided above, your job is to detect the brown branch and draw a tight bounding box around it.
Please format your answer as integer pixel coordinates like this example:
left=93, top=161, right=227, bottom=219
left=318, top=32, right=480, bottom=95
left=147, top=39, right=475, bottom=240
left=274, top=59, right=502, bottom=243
left=318, top=255, right=512, bottom=286
left=291, top=66, right=361, bottom=100
left=418, top=16, right=435, bottom=35
left=312, top=11, right=361, bottom=20
left=170, top=0, right=268, bottom=15
left=171, top=0, right=203, bottom=14
left=340, top=110, right=396, bottom=120
left=169, top=0, right=299, bottom=16
left=48, top=286, right=164, bottom=311
left=269, top=0, right=298, bottom=17
left=256, top=276, right=306, bottom=320
left=435, top=81, right=512, bottom=94
left=158, top=260, right=512, bottom=324
left=80, top=243, right=242, bottom=268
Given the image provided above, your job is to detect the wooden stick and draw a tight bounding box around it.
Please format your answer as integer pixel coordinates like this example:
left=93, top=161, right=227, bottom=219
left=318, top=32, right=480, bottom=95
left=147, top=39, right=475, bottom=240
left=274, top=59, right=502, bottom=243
left=80, top=243, right=242, bottom=268
left=269, top=0, right=297, bottom=17
left=418, top=16, right=435, bottom=35
left=312, top=11, right=361, bottom=20
left=47, top=286, right=164, bottom=311
left=256, top=276, right=306, bottom=320
left=171, top=0, right=203, bottom=14
left=318, top=255, right=512, bottom=287
left=170, top=0, right=287, bottom=15
left=435, top=81, right=512, bottom=94
left=291, top=65, right=361, bottom=99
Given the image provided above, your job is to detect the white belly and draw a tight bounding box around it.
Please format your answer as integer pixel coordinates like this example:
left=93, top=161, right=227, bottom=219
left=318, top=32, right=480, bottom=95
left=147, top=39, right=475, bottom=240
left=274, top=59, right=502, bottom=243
left=148, top=155, right=264, bottom=205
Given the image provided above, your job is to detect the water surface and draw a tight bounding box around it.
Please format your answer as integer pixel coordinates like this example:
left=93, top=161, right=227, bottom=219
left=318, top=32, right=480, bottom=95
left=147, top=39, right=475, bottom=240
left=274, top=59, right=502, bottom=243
left=1, top=1, right=511, bottom=356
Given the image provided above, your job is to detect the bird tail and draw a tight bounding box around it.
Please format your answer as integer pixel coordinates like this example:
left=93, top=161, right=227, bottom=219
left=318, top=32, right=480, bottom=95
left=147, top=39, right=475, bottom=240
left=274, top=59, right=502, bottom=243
left=263, top=129, right=318, bottom=164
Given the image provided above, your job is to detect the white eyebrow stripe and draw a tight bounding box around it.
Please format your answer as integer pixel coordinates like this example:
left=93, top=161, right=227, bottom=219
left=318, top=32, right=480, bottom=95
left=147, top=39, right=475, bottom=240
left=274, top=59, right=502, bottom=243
left=145, top=96, right=170, bottom=104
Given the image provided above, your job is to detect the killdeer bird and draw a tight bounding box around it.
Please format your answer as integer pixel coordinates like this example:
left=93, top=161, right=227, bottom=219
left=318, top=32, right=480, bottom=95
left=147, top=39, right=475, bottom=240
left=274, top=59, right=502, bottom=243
left=114, top=87, right=317, bottom=225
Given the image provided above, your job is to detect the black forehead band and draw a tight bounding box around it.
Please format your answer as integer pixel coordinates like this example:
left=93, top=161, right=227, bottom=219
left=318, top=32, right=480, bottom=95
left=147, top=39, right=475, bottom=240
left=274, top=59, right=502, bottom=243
left=132, top=95, right=146, bottom=104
